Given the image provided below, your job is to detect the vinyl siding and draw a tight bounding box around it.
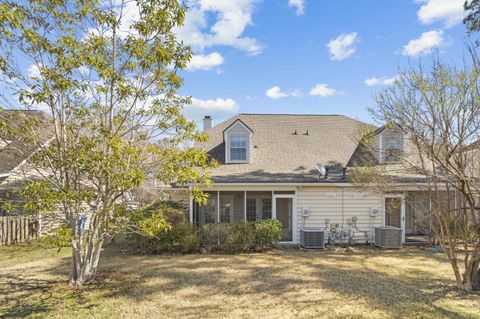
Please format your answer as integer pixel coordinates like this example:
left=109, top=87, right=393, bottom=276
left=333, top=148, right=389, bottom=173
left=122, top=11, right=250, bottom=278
left=187, top=185, right=385, bottom=244
left=296, top=186, right=384, bottom=243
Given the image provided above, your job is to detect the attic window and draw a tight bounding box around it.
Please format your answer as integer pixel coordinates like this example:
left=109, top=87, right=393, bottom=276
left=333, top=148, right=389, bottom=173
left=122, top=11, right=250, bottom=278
left=385, top=135, right=402, bottom=149
left=230, top=135, right=247, bottom=161
left=382, top=131, right=404, bottom=163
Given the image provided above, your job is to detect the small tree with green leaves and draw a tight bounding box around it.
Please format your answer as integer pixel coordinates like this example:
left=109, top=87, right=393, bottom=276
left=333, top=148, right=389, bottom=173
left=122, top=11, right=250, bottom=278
left=0, top=0, right=213, bottom=285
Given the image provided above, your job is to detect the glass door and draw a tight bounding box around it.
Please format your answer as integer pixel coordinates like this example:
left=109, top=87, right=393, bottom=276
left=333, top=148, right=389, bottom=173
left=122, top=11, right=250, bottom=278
left=274, top=196, right=294, bottom=242
left=384, top=196, right=405, bottom=242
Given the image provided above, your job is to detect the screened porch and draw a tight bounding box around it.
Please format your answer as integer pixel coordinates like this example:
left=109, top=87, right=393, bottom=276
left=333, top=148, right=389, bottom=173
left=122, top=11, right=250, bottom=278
left=191, top=191, right=295, bottom=242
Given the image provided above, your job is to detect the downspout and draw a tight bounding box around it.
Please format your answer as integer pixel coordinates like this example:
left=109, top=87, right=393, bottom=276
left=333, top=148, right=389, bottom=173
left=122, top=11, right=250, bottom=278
left=341, top=187, right=345, bottom=243
left=370, top=210, right=374, bottom=245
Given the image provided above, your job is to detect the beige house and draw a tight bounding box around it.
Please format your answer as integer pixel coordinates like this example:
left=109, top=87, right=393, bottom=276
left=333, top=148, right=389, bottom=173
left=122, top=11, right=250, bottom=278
left=0, top=110, right=53, bottom=214
left=174, top=113, right=435, bottom=245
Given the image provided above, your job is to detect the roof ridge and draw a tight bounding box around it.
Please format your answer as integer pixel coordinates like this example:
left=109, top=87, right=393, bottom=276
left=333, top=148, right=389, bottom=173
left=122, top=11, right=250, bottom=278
left=239, top=113, right=342, bottom=116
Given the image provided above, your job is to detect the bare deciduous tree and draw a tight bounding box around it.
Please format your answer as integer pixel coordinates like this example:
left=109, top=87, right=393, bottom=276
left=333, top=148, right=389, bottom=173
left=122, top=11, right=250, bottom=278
left=353, top=52, right=480, bottom=291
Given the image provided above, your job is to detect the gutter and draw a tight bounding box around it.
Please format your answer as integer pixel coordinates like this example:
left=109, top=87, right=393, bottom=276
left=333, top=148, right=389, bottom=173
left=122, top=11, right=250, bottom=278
left=184, top=182, right=437, bottom=188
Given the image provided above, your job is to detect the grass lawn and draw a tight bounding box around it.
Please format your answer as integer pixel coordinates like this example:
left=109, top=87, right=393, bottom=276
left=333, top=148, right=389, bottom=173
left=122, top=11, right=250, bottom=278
left=0, top=244, right=479, bottom=319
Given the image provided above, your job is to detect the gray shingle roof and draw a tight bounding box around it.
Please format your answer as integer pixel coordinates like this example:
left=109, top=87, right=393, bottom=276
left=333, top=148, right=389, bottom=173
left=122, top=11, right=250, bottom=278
left=0, top=110, right=52, bottom=175
left=199, top=113, right=368, bottom=183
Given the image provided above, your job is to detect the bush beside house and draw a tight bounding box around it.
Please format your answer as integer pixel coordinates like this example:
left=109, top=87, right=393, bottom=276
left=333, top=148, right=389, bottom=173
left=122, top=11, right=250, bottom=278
left=130, top=201, right=282, bottom=254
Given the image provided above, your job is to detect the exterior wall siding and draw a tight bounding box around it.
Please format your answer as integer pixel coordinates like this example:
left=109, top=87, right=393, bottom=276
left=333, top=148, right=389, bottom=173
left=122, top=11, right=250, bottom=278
left=186, top=185, right=386, bottom=244
left=296, top=186, right=384, bottom=243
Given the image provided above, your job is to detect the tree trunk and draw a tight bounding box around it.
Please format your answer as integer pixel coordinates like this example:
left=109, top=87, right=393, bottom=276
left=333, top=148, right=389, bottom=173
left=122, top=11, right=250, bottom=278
left=468, top=260, right=480, bottom=291
left=69, top=239, right=104, bottom=286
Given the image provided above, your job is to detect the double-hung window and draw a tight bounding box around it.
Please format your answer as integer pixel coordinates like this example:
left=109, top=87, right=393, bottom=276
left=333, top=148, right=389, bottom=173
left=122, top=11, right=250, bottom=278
left=230, top=135, right=247, bottom=161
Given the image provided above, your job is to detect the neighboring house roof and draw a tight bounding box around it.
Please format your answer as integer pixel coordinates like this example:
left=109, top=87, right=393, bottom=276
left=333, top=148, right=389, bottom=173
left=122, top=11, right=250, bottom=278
left=0, top=110, right=52, bottom=181
left=198, top=113, right=368, bottom=183
left=466, top=139, right=480, bottom=151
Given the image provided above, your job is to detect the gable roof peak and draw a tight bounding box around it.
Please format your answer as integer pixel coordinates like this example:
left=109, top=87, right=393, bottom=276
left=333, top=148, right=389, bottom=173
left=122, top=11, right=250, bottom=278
left=223, top=118, right=254, bottom=135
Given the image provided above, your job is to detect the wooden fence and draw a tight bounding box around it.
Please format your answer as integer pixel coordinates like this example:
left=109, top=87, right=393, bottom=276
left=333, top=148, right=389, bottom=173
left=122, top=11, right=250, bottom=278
left=0, top=216, right=39, bottom=245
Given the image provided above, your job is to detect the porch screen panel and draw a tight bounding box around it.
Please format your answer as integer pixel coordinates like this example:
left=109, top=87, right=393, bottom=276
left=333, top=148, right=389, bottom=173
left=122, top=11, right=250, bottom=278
left=246, top=198, right=256, bottom=221
left=233, top=192, right=245, bottom=222
left=195, top=193, right=217, bottom=225
left=406, top=192, right=431, bottom=235
left=385, top=197, right=401, bottom=228
left=262, top=198, right=272, bottom=219
left=220, top=195, right=233, bottom=223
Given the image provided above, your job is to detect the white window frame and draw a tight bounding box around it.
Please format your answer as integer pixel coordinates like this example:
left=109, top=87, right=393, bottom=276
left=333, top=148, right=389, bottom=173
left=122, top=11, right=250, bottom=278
left=229, top=135, right=248, bottom=162
left=245, top=194, right=272, bottom=222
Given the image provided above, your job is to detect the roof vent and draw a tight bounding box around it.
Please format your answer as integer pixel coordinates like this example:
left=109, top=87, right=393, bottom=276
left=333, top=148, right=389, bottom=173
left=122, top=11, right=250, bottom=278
left=292, top=130, right=297, bottom=135
left=303, top=129, right=309, bottom=135
left=315, top=163, right=327, bottom=176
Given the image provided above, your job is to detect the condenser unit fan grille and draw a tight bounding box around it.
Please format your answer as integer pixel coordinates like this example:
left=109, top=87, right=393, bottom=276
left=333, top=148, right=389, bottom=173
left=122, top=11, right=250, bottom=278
left=300, top=228, right=325, bottom=249
left=375, top=226, right=402, bottom=249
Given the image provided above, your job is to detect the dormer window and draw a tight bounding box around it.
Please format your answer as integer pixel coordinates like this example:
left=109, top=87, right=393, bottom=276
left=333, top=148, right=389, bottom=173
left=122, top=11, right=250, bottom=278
left=385, top=134, right=402, bottom=149
left=378, top=127, right=404, bottom=163
left=230, top=135, right=247, bottom=161
left=223, top=119, right=253, bottom=164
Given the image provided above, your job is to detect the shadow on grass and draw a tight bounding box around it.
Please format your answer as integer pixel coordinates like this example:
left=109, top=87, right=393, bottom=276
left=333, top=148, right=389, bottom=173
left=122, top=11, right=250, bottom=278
left=0, top=245, right=476, bottom=318
left=98, top=248, right=473, bottom=318
left=0, top=254, right=101, bottom=318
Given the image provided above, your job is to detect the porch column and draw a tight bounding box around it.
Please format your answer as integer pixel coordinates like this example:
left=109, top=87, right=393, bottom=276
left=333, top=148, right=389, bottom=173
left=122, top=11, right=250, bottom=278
left=244, top=190, right=247, bottom=221
left=401, top=195, right=406, bottom=243
left=189, top=192, right=193, bottom=223
left=217, top=190, right=220, bottom=223
left=272, top=190, right=275, bottom=219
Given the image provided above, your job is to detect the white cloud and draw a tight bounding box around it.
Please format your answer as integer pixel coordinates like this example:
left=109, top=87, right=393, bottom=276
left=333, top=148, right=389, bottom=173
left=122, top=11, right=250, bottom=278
left=364, top=76, right=398, bottom=86
left=116, top=0, right=140, bottom=35
left=85, top=0, right=141, bottom=38
left=326, top=32, right=358, bottom=61
left=290, top=89, right=302, bottom=97
left=27, top=64, right=41, bottom=78
left=187, top=52, right=224, bottom=71
left=288, top=0, right=305, bottom=16
left=265, top=86, right=289, bottom=99
left=265, top=86, right=302, bottom=99
left=175, top=0, right=263, bottom=56
left=416, top=0, right=465, bottom=28
left=85, top=0, right=261, bottom=56
left=183, top=97, right=239, bottom=120
left=309, top=83, right=337, bottom=97
left=402, top=30, right=447, bottom=56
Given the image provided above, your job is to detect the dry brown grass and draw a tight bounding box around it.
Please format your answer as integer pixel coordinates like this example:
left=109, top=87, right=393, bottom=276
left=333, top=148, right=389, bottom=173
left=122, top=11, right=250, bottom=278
left=0, top=244, right=479, bottom=318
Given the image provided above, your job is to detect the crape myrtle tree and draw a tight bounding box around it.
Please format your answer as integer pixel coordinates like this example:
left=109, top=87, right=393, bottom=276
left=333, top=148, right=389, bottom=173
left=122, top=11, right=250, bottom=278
left=352, top=52, right=480, bottom=291
left=0, top=0, right=214, bottom=285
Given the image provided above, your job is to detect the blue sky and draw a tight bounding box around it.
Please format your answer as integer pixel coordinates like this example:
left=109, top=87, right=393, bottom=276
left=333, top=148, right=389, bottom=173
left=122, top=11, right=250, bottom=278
left=176, top=0, right=470, bottom=126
